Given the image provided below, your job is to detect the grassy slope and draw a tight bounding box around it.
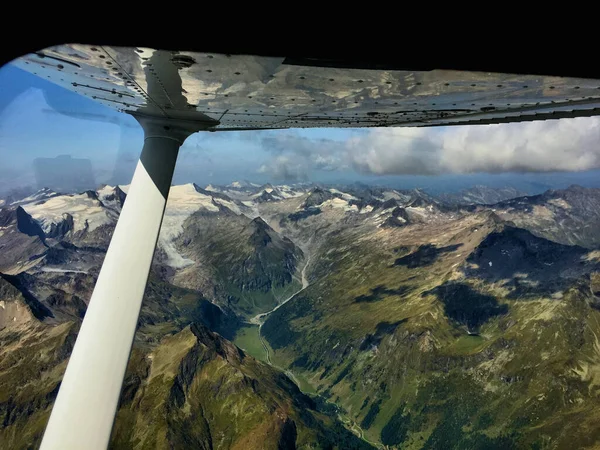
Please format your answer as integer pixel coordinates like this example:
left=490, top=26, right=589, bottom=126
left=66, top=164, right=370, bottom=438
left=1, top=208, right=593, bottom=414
left=233, top=325, right=267, bottom=362
left=0, top=322, right=77, bottom=449
left=0, top=273, right=237, bottom=450
left=111, top=324, right=374, bottom=450
left=0, top=274, right=370, bottom=449
left=263, top=213, right=600, bottom=449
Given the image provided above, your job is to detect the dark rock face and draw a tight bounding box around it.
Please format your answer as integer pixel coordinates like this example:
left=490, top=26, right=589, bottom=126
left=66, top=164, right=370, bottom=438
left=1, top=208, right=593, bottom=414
left=493, top=185, right=600, bottom=248
left=303, top=188, right=334, bottom=208
left=0, top=207, right=47, bottom=272
left=247, top=217, right=273, bottom=247
left=45, top=292, right=87, bottom=318
left=233, top=219, right=302, bottom=293
left=255, top=190, right=278, bottom=203
left=0, top=207, right=45, bottom=241
left=102, top=185, right=128, bottom=207
left=408, top=197, right=430, bottom=208
left=285, top=207, right=321, bottom=223
left=193, top=183, right=232, bottom=201
left=0, top=273, right=54, bottom=321
left=46, top=213, right=74, bottom=239
left=381, top=207, right=411, bottom=228
left=114, top=185, right=127, bottom=206
left=15, top=207, right=45, bottom=240
left=83, top=190, right=99, bottom=200
left=381, top=198, right=399, bottom=210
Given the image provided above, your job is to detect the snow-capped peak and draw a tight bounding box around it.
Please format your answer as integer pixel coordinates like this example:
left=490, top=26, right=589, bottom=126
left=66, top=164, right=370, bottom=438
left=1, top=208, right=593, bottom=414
left=20, top=191, right=117, bottom=234
left=158, top=183, right=245, bottom=268
left=11, top=188, right=59, bottom=206
left=97, top=185, right=116, bottom=200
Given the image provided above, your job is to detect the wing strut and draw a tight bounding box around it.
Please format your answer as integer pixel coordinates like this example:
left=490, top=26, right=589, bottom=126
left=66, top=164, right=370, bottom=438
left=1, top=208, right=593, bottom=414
left=40, top=116, right=207, bottom=450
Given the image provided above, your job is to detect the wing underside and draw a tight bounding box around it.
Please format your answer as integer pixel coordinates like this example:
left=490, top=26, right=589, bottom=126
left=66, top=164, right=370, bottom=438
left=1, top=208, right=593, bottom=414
left=10, top=44, right=600, bottom=130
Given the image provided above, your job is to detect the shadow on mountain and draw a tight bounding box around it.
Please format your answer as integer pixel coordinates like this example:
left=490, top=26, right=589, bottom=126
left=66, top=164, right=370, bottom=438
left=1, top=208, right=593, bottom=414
left=465, top=226, right=593, bottom=299
left=394, top=244, right=463, bottom=268
left=355, top=285, right=411, bottom=303
left=0, top=273, right=54, bottom=321
left=360, top=320, right=407, bottom=350
left=285, top=207, right=322, bottom=223
left=425, top=282, right=508, bottom=330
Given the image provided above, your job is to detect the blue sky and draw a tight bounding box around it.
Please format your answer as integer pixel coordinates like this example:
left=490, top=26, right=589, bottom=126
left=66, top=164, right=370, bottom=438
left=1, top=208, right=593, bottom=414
left=2, top=64, right=600, bottom=196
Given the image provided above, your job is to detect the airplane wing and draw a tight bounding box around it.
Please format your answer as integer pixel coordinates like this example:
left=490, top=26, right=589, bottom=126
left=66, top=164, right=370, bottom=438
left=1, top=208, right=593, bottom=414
left=10, top=44, right=600, bottom=130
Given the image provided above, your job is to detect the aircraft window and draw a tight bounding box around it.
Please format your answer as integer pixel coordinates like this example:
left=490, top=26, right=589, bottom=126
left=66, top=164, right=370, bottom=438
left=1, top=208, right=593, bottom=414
left=2, top=59, right=600, bottom=449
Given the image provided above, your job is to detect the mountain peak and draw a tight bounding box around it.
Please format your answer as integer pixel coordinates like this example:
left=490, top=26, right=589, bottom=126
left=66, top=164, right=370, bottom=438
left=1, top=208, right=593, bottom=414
left=251, top=216, right=269, bottom=227
left=190, top=322, right=245, bottom=363
left=303, top=188, right=334, bottom=208
left=227, top=180, right=258, bottom=189
left=248, top=217, right=273, bottom=244
left=0, top=206, right=46, bottom=240
left=465, top=222, right=591, bottom=296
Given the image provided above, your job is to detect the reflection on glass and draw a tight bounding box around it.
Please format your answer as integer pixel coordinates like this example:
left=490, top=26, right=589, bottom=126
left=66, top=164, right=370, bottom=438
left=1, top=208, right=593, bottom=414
left=33, top=155, right=95, bottom=193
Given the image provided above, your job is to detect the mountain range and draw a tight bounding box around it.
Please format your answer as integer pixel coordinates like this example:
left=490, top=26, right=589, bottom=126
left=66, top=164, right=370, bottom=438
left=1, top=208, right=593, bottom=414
left=1, top=181, right=600, bottom=449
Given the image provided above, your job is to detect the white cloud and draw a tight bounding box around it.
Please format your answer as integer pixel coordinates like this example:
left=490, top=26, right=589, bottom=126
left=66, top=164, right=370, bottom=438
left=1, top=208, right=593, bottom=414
left=258, top=155, right=309, bottom=181
left=257, top=117, right=600, bottom=179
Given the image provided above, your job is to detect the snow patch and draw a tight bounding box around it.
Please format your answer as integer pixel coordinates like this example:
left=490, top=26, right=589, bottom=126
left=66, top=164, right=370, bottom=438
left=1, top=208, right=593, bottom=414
left=277, top=186, right=305, bottom=198
left=213, top=197, right=241, bottom=215
left=320, top=197, right=359, bottom=212
left=22, top=193, right=116, bottom=233
left=329, top=188, right=358, bottom=201
left=372, top=207, right=396, bottom=221
left=382, top=190, right=410, bottom=202
left=548, top=198, right=571, bottom=209
left=40, top=267, right=88, bottom=274
left=97, top=185, right=115, bottom=201
left=11, top=188, right=58, bottom=205
left=159, top=184, right=220, bottom=268
left=405, top=206, right=428, bottom=217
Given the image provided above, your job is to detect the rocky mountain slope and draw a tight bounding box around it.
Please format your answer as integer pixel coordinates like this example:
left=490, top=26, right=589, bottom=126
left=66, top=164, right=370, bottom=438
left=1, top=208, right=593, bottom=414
left=439, top=185, right=527, bottom=206
left=491, top=185, right=600, bottom=249
left=171, top=209, right=305, bottom=318
left=2, top=182, right=600, bottom=449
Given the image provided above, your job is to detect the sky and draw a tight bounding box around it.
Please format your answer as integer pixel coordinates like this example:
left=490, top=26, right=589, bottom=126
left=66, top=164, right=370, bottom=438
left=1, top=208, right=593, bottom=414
left=2, top=64, right=600, bottom=197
